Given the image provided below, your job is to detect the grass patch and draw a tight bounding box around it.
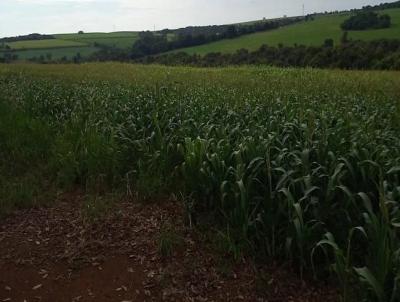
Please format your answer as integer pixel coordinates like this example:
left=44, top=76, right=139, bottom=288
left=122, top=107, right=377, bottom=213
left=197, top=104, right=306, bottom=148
left=173, top=8, right=400, bottom=55
left=7, top=39, right=87, bottom=50
left=10, top=46, right=100, bottom=60
left=81, top=194, right=116, bottom=223
left=157, top=223, right=183, bottom=257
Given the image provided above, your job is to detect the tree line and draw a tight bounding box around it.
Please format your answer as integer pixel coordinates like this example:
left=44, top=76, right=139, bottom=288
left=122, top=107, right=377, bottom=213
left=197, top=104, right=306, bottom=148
left=160, top=16, right=302, bottom=38
left=9, top=37, right=400, bottom=71
left=0, top=33, right=55, bottom=43
left=136, top=38, right=400, bottom=70
left=361, top=0, right=400, bottom=11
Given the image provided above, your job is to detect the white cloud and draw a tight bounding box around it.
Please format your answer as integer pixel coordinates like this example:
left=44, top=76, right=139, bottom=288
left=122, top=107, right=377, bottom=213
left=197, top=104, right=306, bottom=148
left=0, top=0, right=392, bottom=37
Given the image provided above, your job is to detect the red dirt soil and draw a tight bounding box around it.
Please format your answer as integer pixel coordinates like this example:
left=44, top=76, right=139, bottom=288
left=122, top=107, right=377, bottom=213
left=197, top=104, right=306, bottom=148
left=0, top=193, right=339, bottom=302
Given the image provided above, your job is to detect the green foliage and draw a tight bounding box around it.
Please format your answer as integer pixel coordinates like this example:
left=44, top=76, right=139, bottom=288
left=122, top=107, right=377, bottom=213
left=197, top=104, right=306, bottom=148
left=0, top=101, right=54, bottom=215
left=146, top=39, right=400, bottom=70
left=0, top=63, right=399, bottom=300
left=341, top=12, right=391, bottom=31
left=82, top=194, right=115, bottom=222
left=157, top=223, right=183, bottom=257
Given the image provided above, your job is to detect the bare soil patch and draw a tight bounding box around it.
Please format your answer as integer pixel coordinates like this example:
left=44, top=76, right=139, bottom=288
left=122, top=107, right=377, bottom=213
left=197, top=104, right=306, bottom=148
left=0, top=192, right=338, bottom=301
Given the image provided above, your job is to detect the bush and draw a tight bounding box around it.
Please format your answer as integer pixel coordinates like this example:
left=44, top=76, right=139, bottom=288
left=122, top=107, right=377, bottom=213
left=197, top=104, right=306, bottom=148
left=341, top=12, right=391, bottom=30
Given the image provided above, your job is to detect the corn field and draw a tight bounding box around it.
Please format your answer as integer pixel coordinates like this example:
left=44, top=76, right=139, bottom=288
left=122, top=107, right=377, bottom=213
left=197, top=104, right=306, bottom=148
left=0, top=63, right=400, bottom=301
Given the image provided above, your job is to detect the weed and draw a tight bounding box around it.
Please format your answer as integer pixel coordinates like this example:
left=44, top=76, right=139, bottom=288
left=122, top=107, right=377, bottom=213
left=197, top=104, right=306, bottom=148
left=157, top=223, right=183, bottom=257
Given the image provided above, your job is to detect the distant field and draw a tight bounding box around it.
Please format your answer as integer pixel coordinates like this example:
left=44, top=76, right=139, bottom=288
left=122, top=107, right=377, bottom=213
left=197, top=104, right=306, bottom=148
left=174, top=8, right=400, bottom=55
left=67, top=37, right=138, bottom=48
left=10, top=46, right=99, bottom=60
left=0, top=32, right=140, bottom=61
left=6, top=39, right=87, bottom=50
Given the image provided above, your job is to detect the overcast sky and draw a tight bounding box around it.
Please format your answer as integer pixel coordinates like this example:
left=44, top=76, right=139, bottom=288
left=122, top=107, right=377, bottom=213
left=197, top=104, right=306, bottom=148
left=0, top=0, right=395, bottom=37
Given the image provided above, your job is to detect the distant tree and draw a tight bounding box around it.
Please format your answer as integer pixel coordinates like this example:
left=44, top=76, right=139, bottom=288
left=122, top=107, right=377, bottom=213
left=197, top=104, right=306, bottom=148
left=341, top=12, right=391, bottom=30
left=225, top=25, right=238, bottom=39
left=0, top=33, right=54, bottom=43
left=305, top=14, right=315, bottom=21
left=131, top=32, right=169, bottom=58
left=73, top=52, right=82, bottom=63
left=89, top=46, right=130, bottom=62
left=78, top=31, right=84, bottom=34
left=324, top=38, right=334, bottom=48
left=341, top=31, right=349, bottom=44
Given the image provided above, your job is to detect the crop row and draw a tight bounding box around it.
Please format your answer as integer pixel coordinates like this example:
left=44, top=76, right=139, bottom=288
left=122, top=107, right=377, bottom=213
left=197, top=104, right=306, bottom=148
left=0, top=65, right=399, bottom=301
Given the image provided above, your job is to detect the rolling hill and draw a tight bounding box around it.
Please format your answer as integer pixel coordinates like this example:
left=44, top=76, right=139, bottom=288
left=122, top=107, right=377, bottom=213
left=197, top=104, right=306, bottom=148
left=173, top=8, right=400, bottom=55
left=1, top=5, right=400, bottom=61
left=0, top=32, right=140, bottom=61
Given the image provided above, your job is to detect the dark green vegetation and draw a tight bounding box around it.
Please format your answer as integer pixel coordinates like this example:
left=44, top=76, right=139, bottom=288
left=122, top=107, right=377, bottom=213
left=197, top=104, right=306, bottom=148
left=0, top=33, right=55, bottom=43
left=0, top=63, right=399, bottom=301
left=143, top=39, right=400, bottom=70
left=341, top=12, right=392, bottom=30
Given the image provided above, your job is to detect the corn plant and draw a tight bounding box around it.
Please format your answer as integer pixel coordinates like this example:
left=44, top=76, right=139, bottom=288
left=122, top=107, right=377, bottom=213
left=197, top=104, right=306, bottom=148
left=0, top=63, right=399, bottom=300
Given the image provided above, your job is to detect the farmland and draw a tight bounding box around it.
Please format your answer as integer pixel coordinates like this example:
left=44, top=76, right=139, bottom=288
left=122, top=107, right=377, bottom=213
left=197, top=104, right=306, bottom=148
left=11, top=46, right=99, bottom=60
left=175, top=8, right=400, bottom=55
left=0, top=63, right=399, bottom=301
left=0, top=32, right=140, bottom=61
left=54, top=31, right=140, bottom=48
left=3, top=8, right=400, bottom=61
left=6, top=39, right=87, bottom=50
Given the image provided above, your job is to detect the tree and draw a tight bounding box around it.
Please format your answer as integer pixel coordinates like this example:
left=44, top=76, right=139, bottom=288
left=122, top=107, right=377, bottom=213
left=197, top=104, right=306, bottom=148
left=225, top=25, right=238, bottom=39
left=73, top=52, right=82, bottom=63
left=341, top=12, right=391, bottom=30
left=78, top=31, right=84, bottom=34
left=341, top=31, right=349, bottom=44
left=131, top=32, right=169, bottom=58
left=324, top=38, right=334, bottom=48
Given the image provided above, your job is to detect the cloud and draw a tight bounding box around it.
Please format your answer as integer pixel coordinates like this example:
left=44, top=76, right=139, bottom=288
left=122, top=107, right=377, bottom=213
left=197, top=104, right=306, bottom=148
left=0, top=0, right=391, bottom=37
